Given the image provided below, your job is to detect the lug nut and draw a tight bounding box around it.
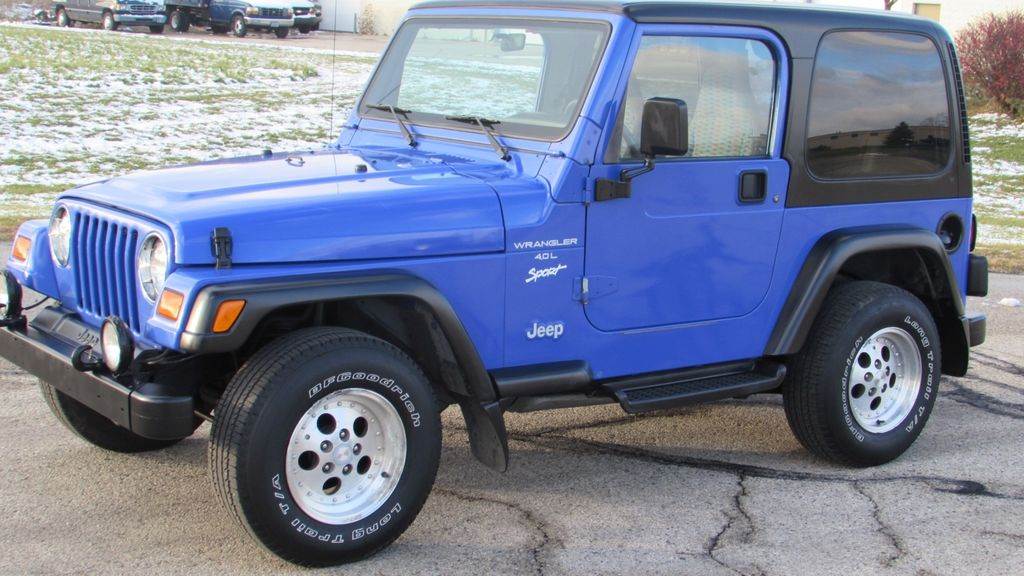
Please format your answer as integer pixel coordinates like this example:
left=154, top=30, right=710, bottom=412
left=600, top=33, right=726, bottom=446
left=320, top=440, right=333, bottom=452
left=342, top=464, right=352, bottom=475
left=353, top=443, right=362, bottom=455
left=339, top=429, right=350, bottom=441
left=322, top=463, right=334, bottom=473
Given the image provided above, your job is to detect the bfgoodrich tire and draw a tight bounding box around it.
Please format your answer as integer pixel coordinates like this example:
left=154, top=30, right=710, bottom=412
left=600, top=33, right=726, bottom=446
left=783, top=281, right=941, bottom=467
left=40, top=381, right=185, bottom=453
left=209, top=327, right=441, bottom=566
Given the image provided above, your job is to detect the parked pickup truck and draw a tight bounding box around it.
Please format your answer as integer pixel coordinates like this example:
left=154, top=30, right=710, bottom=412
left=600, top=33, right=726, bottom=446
left=290, top=0, right=320, bottom=34
left=54, top=0, right=167, bottom=33
left=2, top=0, right=989, bottom=567
left=165, top=0, right=293, bottom=37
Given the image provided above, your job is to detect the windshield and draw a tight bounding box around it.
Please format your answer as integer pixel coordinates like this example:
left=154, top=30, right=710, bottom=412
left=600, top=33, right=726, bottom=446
left=360, top=18, right=610, bottom=141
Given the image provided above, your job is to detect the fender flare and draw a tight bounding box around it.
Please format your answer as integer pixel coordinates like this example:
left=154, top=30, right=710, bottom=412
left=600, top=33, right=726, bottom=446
left=765, top=226, right=969, bottom=373
left=180, top=273, right=511, bottom=470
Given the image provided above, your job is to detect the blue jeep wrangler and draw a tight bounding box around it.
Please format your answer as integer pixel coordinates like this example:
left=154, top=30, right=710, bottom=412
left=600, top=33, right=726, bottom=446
left=0, top=0, right=990, bottom=566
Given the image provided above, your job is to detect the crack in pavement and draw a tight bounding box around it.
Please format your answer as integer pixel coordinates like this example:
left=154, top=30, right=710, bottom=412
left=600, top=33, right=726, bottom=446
left=972, top=352, right=1024, bottom=378
left=981, top=530, right=1024, bottom=543
left=507, top=431, right=1024, bottom=501
left=435, top=488, right=557, bottom=576
left=704, top=473, right=763, bottom=576
left=853, top=482, right=907, bottom=568
left=943, top=379, right=1024, bottom=420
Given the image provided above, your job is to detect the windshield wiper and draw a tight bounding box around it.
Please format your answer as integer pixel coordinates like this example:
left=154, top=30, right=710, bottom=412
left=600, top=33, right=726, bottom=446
left=444, top=115, right=510, bottom=161
left=367, top=104, right=417, bottom=148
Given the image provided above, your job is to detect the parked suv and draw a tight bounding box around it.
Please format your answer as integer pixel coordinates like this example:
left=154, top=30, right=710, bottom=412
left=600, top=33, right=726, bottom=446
left=54, top=0, right=167, bottom=33
left=2, top=0, right=989, bottom=567
left=164, top=0, right=293, bottom=37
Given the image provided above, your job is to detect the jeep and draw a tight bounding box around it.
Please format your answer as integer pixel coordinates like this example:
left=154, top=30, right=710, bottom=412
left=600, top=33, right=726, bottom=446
left=0, top=0, right=989, bottom=567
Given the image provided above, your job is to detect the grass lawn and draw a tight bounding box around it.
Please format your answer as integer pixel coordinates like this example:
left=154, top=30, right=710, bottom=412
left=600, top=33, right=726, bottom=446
left=1, top=24, right=1022, bottom=272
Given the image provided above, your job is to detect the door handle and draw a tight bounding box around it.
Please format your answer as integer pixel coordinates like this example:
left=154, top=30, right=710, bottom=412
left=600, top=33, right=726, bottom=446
left=739, top=171, right=767, bottom=203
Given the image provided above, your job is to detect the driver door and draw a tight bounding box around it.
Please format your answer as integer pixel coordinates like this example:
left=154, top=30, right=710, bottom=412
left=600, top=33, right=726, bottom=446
left=584, top=27, right=789, bottom=332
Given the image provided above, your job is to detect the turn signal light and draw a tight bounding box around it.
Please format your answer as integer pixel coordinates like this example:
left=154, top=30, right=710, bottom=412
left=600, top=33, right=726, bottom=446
left=156, top=289, right=184, bottom=321
left=212, top=300, right=246, bottom=333
left=12, top=236, right=31, bottom=262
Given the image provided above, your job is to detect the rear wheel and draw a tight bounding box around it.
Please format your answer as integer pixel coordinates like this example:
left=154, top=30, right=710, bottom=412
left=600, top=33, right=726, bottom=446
left=783, top=281, right=941, bottom=466
left=40, top=381, right=185, bottom=453
left=209, top=327, right=441, bottom=566
left=56, top=7, right=72, bottom=27
left=101, top=11, right=118, bottom=30
left=231, top=14, right=246, bottom=37
left=169, top=9, right=190, bottom=32
left=210, top=23, right=228, bottom=34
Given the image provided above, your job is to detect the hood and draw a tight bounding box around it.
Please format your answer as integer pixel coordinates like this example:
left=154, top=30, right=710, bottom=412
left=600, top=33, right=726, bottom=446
left=63, top=148, right=506, bottom=266
left=247, top=0, right=294, bottom=8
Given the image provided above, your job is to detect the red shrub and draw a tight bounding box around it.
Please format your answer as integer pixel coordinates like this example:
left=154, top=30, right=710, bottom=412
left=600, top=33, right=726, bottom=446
left=956, top=11, right=1024, bottom=117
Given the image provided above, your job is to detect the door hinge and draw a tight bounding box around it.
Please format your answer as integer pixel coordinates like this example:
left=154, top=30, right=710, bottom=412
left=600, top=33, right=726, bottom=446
left=573, top=276, right=618, bottom=303
left=211, top=227, right=233, bottom=269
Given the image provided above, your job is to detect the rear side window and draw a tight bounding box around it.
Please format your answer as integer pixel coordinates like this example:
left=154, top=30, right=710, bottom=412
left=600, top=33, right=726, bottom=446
left=806, top=31, right=952, bottom=179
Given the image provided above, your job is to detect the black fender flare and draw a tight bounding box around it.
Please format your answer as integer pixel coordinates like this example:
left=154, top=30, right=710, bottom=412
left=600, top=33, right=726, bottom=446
left=765, top=226, right=970, bottom=375
left=180, top=274, right=510, bottom=470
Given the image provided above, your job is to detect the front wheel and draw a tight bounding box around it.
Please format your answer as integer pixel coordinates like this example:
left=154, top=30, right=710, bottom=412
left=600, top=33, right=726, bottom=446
left=148, top=24, right=164, bottom=33
left=209, top=328, right=441, bottom=566
left=40, top=381, right=187, bottom=453
left=297, top=24, right=310, bottom=34
left=784, top=281, right=941, bottom=466
left=274, top=26, right=290, bottom=38
left=231, top=14, right=246, bottom=37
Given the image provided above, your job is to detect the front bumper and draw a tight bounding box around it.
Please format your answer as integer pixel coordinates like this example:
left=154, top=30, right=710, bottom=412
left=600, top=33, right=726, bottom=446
left=293, top=14, right=320, bottom=25
left=244, top=16, right=292, bottom=28
left=0, top=306, right=195, bottom=440
left=113, top=13, right=167, bottom=24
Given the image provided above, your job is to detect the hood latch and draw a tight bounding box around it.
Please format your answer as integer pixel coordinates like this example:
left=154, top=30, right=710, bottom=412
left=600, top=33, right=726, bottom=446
left=211, top=227, right=233, bottom=269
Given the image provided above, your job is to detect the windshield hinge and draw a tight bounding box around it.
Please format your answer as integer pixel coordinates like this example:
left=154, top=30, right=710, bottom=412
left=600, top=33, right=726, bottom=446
left=211, top=227, right=233, bottom=270
left=573, top=275, right=618, bottom=303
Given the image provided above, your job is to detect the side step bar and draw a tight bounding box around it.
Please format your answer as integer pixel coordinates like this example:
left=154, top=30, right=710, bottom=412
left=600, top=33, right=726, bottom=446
left=611, top=361, right=786, bottom=414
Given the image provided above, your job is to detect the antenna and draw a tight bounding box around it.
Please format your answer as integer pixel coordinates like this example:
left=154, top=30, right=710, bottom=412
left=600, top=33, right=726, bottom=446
left=328, top=0, right=339, bottom=147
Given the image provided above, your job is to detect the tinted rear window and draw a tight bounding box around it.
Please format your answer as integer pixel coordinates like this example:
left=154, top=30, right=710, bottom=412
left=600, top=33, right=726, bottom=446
left=806, top=31, right=951, bottom=180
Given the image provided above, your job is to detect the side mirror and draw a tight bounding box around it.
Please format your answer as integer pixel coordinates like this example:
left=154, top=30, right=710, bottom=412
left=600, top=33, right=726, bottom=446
left=594, top=98, right=689, bottom=202
left=640, top=97, right=689, bottom=158
left=500, top=33, right=527, bottom=52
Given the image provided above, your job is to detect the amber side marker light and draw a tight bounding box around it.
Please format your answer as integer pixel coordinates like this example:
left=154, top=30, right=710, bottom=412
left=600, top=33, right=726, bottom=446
left=12, top=236, right=31, bottom=262
left=157, top=289, right=185, bottom=321
left=212, top=300, right=246, bottom=333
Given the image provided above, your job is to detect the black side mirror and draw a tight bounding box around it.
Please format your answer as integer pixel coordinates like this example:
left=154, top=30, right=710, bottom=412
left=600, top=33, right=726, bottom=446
left=640, top=97, right=689, bottom=158
left=594, top=98, right=689, bottom=202
left=500, top=33, right=527, bottom=52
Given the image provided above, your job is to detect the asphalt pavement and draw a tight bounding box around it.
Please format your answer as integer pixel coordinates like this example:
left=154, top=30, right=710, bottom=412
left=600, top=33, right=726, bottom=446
left=1, top=240, right=1022, bottom=575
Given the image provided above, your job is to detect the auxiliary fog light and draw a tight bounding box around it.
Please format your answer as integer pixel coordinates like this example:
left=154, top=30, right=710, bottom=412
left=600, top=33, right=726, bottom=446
left=0, top=270, right=23, bottom=320
left=101, top=317, right=134, bottom=374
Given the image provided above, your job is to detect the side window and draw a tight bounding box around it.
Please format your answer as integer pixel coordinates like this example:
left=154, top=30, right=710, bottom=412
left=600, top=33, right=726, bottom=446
left=807, top=31, right=952, bottom=179
left=611, top=35, right=776, bottom=162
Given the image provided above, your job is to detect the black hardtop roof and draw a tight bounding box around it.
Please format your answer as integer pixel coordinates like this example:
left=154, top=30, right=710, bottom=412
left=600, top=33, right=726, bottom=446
left=409, top=0, right=950, bottom=58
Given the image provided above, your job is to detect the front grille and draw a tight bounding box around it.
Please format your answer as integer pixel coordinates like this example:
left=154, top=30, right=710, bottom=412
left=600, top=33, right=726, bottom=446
left=72, top=212, right=142, bottom=333
left=259, top=7, right=287, bottom=18
left=129, top=3, right=156, bottom=14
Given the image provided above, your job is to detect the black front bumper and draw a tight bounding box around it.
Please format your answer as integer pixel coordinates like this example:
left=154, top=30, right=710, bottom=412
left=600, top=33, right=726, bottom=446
left=0, top=307, right=195, bottom=440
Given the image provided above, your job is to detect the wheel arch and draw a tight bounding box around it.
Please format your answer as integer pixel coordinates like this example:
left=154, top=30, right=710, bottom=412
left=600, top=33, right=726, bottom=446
left=180, top=274, right=510, bottom=470
left=766, top=226, right=970, bottom=376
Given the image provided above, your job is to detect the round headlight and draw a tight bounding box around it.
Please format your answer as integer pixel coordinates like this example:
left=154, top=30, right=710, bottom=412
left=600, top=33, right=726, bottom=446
left=101, top=317, right=133, bottom=374
left=49, top=205, right=72, bottom=267
left=138, top=234, right=168, bottom=302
